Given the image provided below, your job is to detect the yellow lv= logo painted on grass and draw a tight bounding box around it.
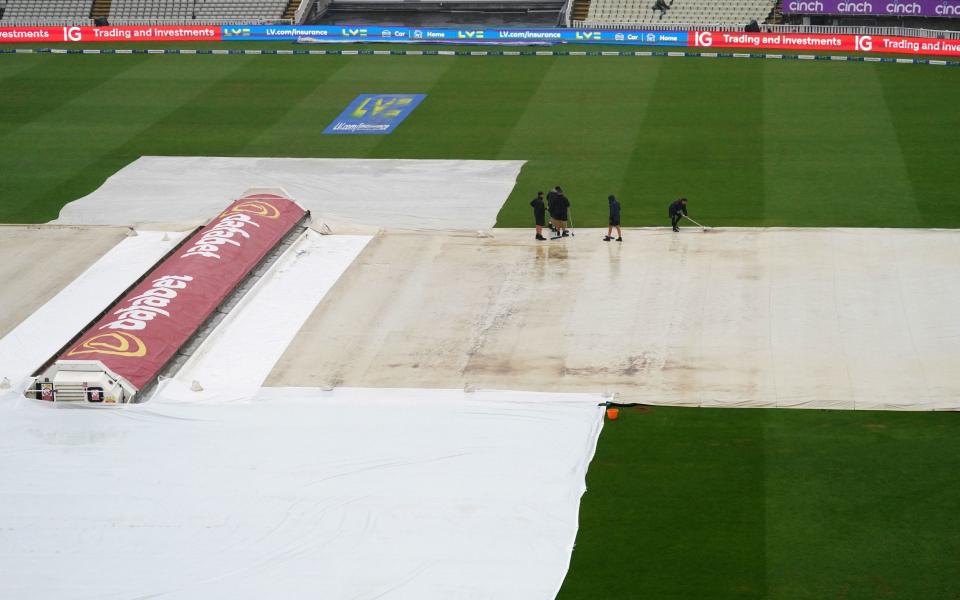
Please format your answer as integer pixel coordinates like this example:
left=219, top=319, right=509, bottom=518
left=325, top=93, right=425, bottom=135
left=351, top=97, right=413, bottom=119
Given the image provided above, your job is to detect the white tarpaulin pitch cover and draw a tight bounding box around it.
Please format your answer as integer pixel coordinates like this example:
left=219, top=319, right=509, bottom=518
left=54, top=157, right=525, bottom=230
left=2, top=203, right=604, bottom=599
left=161, top=231, right=372, bottom=403
left=0, top=388, right=604, bottom=600
left=266, top=228, right=960, bottom=411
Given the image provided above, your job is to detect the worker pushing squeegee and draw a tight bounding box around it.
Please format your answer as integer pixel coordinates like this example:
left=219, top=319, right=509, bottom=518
left=668, top=197, right=711, bottom=232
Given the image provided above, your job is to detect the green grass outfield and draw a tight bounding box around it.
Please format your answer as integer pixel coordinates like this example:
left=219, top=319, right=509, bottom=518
left=1, top=48, right=959, bottom=226
left=3, top=47, right=960, bottom=598
left=560, top=406, right=960, bottom=599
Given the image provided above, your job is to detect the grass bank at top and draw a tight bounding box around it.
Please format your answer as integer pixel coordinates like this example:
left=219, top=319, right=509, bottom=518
left=0, top=49, right=957, bottom=226
left=559, top=405, right=960, bottom=600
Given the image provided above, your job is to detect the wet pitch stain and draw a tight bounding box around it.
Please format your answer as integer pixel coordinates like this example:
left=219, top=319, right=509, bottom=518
left=562, top=352, right=665, bottom=378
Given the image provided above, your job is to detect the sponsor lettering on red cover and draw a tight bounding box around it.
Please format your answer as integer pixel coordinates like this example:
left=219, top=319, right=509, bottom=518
left=59, top=194, right=305, bottom=390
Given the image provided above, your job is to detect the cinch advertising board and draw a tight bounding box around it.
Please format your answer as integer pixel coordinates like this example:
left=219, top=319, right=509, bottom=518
left=0, top=25, right=221, bottom=43
left=56, top=194, right=305, bottom=390
left=689, top=30, right=960, bottom=56
left=782, top=0, right=960, bottom=18
left=324, top=94, right=426, bottom=135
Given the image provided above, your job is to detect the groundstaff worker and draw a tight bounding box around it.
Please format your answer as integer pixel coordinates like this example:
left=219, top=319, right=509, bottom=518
left=554, top=186, right=571, bottom=237
left=530, top=191, right=546, bottom=241
left=604, top=195, right=622, bottom=242
left=546, top=186, right=560, bottom=233
left=668, top=197, right=688, bottom=232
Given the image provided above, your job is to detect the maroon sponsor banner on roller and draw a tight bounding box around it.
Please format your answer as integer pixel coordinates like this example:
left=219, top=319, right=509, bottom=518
left=690, top=30, right=960, bottom=56
left=58, top=194, right=305, bottom=390
left=0, top=25, right=221, bottom=43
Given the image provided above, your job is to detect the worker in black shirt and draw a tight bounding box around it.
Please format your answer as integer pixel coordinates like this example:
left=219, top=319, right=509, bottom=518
left=554, top=186, right=570, bottom=237
left=653, top=0, right=672, bottom=19
left=668, top=197, right=688, bottom=232
left=530, top=191, right=546, bottom=241
left=546, top=187, right=560, bottom=233
left=604, top=195, right=622, bottom=241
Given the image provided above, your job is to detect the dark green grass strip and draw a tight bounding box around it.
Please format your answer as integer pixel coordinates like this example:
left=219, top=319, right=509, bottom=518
left=621, top=59, right=766, bottom=226
left=559, top=406, right=960, bottom=600
left=495, top=57, right=663, bottom=227
left=370, top=56, right=556, bottom=160
left=117, top=56, right=349, bottom=156
left=0, top=54, right=148, bottom=139
left=244, top=54, right=422, bottom=158
left=762, top=61, right=924, bottom=228
left=0, top=55, right=355, bottom=222
left=876, top=66, right=960, bottom=227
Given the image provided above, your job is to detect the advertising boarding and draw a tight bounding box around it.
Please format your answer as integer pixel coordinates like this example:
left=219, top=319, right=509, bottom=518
left=690, top=30, right=960, bottom=55
left=1, top=23, right=958, bottom=57
left=220, top=25, right=689, bottom=46
left=0, top=25, right=221, bottom=43
left=782, top=0, right=960, bottom=17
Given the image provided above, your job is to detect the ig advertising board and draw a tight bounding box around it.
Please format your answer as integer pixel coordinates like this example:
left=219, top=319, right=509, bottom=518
left=690, top=30, right=960, bottom=56
left=0, top=25, right=221, bottom=43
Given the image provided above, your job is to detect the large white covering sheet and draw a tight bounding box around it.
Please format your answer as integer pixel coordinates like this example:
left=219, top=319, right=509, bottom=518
left=160, top=231, right=372, bottom=402
left=0, top=230, right=186, bottom=393
left=54, top=157, right=525, bottom=230
left=0, top=229, right=604, bottom=598
left=0, top=387, right=604, bottom=600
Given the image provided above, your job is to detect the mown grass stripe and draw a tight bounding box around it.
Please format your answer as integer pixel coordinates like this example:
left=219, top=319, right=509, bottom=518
left=247, top=53, right=453, bottom=158
left=367, top=56, right=555, bottom=162
left=559, top=406, right=960, bottom=600
left=877, top=64, right=960, bottom=225
left=0, top=54, right=149, bottom=140
left=0, top=55, right=255, bottom=221
left=558, top=407, right=770, bottom=600
left=1, top=52, right=957, bottom=225
left=621, top=58, right=766, bottom=226
left=762, top=61, right=923, bottom=227
left=496, top=56, right=664, bottom=227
